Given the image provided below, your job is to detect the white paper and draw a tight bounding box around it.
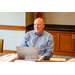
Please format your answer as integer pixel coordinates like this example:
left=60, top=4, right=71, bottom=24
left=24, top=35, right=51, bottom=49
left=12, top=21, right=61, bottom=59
left=14, top=55, right=43, bottom=62
left=0, top=53, right=17, bottom=62
left=39, top=55, right=43, bottom=61
left=66, top=58, right=75, bottom=62
left=15, top=60, right=35, bottom=62
left=50, top=57, right=66, bottom=61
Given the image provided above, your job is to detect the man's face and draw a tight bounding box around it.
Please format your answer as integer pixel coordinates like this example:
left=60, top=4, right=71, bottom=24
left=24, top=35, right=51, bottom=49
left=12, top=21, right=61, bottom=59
left=34, top=19, right=45, bottom=35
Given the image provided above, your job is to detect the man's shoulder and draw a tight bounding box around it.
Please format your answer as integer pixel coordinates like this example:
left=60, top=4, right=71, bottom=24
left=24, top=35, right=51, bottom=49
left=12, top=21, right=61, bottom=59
left=26, top=30, right=34, bottom=34
left=44, top=31, right=53, bottom=39
left=24, top=30, right=34, bottom=38
left=44, top=31, right=52, bottom=36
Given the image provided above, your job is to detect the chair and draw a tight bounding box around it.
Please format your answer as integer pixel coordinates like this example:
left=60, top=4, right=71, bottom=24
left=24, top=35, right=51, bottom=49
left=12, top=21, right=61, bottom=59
left=0, top=39, right=4, bottom=53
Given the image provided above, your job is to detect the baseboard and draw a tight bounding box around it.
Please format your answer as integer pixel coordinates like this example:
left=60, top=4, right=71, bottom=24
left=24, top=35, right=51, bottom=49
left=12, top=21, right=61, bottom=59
left=3, top=50, right=17, bottom=54
left=3, top=50, right=75, bottom=57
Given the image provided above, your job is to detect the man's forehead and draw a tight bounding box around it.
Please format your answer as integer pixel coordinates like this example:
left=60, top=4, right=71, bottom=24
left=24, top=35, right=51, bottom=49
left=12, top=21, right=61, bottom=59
left=34, top=20, right=41, bottom=23
left=34, top=18, right=44, bottom=24
left=35, top=18, right=43, bottom=21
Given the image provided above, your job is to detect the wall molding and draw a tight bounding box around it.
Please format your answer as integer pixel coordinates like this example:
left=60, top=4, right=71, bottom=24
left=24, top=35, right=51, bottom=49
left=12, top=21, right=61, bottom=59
left=3, top=50, right=17, bottom=54
left=0, top=25, right=26, bottom=31
left=3, top=50, right=75, bottom=57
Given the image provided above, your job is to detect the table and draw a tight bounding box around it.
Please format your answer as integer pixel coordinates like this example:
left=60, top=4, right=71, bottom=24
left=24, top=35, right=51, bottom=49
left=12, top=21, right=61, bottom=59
left=0, top=53, right=69, bottom=62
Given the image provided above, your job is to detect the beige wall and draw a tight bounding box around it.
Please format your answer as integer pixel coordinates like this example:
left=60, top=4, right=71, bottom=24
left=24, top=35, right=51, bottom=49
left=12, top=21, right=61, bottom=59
left=26, top=12, right=34, bottom=26
left=0, top=12, right=25, bottom=26
left=26, top=12, right=38, bottom=26
left=42, top=12, right=75, bottom=25
left=0, top=12, right=26, bottom=50
left=26, top=12, right=75, bottom=26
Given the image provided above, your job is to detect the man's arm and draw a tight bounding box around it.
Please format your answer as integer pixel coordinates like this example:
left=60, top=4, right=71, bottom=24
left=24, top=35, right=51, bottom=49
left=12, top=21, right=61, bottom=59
left=21, top=32, right=29, bottom=47
left=42, top=35, right=54, bottom=57
left=21, top=38, right=26, bottom=46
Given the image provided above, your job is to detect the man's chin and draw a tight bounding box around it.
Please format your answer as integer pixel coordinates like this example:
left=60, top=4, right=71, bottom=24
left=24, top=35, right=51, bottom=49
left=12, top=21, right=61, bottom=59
left=35, top=30, right=39, bottom=33
left=35, top=31, right=40, bottom=34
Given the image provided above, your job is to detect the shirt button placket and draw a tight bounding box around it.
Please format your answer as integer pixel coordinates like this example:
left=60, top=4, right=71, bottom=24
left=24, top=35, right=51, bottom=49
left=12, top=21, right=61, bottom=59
left=35, top=36, right=38, bottom=47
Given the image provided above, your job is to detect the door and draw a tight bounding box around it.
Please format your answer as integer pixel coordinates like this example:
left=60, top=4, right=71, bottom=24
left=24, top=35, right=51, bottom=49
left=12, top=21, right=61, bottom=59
left=59, top=34, right=73, bottom=52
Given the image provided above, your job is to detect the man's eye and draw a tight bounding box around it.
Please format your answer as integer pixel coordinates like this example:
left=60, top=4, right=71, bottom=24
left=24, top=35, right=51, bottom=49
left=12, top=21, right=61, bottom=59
left=34, top=24, right=41, bottom=25
left=38, top=24, right=41, bottom=25
left=34, top=24, right=36, bottom=25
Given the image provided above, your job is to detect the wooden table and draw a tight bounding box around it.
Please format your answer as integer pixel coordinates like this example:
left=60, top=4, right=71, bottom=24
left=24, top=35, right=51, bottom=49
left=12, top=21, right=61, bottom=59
left=0, top=53, right=69, bottom=62
left=11, top=55, right=69, bottom=62
left=39, top=57, right=69, bottom=62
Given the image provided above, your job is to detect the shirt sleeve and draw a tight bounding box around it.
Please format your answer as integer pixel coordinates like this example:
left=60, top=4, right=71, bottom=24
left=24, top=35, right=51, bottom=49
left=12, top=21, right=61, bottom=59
left=21, top=32, right=29, bottom=46
left=42, top=35, right=54, bottom=57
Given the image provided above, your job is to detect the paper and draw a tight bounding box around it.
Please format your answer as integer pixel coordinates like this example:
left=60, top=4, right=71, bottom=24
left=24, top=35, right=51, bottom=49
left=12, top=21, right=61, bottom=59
left=39, top=55, right=43, bottom=61
left=66, top=58, right=75, bottom=62
left=50, top=57, right=66, bottom=61
left=15, top=60, right=35, bottom=62
left=0, top=53, right=17, bottom=62
left=14, top=55, right=43, bottom=62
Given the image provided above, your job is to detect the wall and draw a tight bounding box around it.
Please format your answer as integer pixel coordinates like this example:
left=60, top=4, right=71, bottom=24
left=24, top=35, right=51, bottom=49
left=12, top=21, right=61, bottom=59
left=0, top=12, right=26, bottom=50
left=26, top=12, right=75, bottom=25
left=26, top=12, right=34, bottom=26
left=0, top=12, right=25, bottom=26
left=42, top=12, right=75, bottom=25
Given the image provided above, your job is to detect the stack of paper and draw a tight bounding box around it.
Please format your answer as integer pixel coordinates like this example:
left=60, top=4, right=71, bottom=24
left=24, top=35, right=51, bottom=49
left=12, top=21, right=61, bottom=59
left=0, top=53, right=17, bottom=62
left=15, top=60, right=35, bottom=62
left=50, top=57, right=66, bottom=61
left=14, top=55, right=43, bottom=62
left=66, top=58, right=75, bottom=62
left=39, top=55, right=43, bottom=61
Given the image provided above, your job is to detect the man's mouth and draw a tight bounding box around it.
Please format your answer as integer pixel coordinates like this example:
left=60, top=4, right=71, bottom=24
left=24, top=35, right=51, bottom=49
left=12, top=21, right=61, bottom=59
left=35, top=28, right=39, bottom=30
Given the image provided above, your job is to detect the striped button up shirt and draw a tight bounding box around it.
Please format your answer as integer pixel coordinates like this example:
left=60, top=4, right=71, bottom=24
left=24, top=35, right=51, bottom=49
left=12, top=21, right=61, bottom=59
left=21, top=30, right=54, bottom=57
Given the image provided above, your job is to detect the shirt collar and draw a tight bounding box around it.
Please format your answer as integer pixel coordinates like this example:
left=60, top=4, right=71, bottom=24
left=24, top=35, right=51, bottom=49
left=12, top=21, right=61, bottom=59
left=33, top=30, right=44, bottom=36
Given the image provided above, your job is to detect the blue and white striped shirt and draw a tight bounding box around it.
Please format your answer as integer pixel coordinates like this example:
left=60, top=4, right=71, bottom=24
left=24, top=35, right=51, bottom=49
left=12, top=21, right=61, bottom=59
left=21, top=30, right=54, bottom=57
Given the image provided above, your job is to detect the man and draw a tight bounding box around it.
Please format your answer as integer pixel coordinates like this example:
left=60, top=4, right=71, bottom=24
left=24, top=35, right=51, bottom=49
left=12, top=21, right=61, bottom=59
left=21, top=18, right=54, bottom=57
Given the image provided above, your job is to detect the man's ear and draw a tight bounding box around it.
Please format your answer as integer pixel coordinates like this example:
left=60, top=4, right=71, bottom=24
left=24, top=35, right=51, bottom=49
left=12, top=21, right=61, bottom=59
left=43, top=24, right=45, bottom=28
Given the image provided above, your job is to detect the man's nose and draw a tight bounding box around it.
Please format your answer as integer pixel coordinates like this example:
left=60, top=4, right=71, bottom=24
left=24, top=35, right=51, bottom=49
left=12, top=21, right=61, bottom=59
left=36, top=24, right=38, bottom=27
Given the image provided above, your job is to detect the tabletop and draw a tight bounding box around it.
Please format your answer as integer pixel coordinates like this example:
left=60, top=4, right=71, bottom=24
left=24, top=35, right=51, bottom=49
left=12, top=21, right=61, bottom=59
left=0, top=53, right=69, bottom=62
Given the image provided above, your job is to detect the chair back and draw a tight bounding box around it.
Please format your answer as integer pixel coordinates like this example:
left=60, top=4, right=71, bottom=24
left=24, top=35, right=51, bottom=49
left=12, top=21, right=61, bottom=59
left=0, top=39, right=3, bottom=53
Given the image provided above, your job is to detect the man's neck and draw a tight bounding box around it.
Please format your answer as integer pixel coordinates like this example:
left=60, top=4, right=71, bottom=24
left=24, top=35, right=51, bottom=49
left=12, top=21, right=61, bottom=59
left=35, top=30, right=44, bottom=35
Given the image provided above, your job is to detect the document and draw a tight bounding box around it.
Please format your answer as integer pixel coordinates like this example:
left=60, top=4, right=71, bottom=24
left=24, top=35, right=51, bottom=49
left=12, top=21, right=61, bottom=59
left=0, top=53, right=17, bottom=62
left=15, top=60, right=35, bottom=62
left=66, top=58, right=75, bottom=62
left=39, top=55, right=43, bottom=61
left=50, top=57, right=66, bottom=61
left=14, top=55, right=43, bottom=62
